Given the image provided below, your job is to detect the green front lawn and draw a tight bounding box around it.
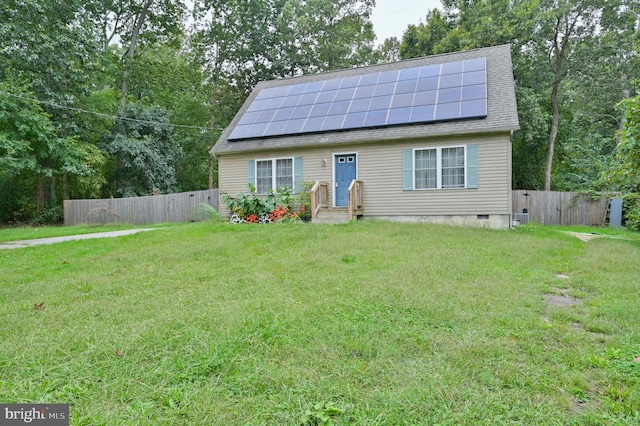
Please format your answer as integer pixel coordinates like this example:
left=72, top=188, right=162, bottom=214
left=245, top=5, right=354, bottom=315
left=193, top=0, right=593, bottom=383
left=1, top=221, right=639, bottom=425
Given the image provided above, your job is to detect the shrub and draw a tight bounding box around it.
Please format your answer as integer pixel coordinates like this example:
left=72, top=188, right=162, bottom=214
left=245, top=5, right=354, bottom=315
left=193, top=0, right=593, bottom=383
left=29, top=206, right=64, bottom=225
left=221, top=184, right=302, bottom=224
left=298, top=181, right=314, bottom=222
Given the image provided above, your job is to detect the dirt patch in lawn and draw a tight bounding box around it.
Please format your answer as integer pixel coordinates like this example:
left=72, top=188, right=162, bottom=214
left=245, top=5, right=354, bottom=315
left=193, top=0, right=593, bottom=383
left=544, top=288, right=582, bottom=308
left=565, top=232, right=602, bottom=242
left=572, top=398, right=589, bottom=414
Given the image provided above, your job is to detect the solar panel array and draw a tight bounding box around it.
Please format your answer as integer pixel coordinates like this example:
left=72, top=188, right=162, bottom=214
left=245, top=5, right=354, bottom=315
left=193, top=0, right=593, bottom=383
left=227, top=57, right=487, bottom=141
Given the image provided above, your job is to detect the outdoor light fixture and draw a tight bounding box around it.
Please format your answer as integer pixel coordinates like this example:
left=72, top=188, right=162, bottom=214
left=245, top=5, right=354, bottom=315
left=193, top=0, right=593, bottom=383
left=321, top=158, right=327, bottom=167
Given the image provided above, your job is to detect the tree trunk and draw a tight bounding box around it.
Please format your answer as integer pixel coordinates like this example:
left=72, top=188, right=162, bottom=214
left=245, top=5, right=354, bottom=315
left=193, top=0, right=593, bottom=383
left=545, top=79, right=561, bottom=191
left=36, top=175, right=44, bottom=214
left=544, top=13, right=574, bottom=192
left=49, top=175, right=57, bottom=209
left=119, top=0, right=155, bottom=117
left=63, top=172, right=69, bottom=200
left=618, top=75, right=629, bottom=147
left=117, top=0, right=154, bottom=193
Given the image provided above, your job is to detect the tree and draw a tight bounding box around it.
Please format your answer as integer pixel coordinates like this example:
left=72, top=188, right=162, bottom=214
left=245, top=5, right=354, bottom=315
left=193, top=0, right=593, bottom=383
left=192, top=0, right=377, bottom=114
left=605, top=96, right=640, bottom=191
left=531, top=0, right=601, bottom=191
left=399, top=9, right=453, bottom=59
left=0, top=83, right=104, bottom=221
left=126, top=44, right=216, bottom=191
left=0, top=0, right=104, bottom=210
left=276, top=0, right=376, bottom=74
left=375, top=37, right=400, bottom=62
left=0, top=0, right=216, bottom=223
left=105, top=103, right=182, bottom=197
left=119, top=0, right=156, bottom=117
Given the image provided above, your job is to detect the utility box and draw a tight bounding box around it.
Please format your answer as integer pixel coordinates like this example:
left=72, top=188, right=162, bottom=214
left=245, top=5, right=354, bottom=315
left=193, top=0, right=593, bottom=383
left=609, top=198, right=623, bottom=228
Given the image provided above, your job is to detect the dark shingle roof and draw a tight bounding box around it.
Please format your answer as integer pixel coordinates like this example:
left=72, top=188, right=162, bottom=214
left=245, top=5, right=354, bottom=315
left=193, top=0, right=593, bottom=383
left=212, top=44, right=519, bottom=155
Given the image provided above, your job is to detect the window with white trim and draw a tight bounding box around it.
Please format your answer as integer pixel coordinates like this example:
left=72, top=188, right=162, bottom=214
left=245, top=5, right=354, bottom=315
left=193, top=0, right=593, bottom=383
left=255, top=158, right=293, bottom=193
left=441, top=147, right=465, bottom=188
left=414, top=146, right=466, bottom=189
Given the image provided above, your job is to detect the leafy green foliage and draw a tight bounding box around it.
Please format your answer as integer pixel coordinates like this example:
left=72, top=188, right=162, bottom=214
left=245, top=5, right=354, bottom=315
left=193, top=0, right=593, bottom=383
left=191, top=0, right=377, bottom=133
left=105, top=104, right=182, bottom=197
left=0, top=83, right=104, bottom=223
left=0, top=85, right=55, bottom=178
left=607, top=96, right=640, bottom=192
left=28, top=206, right=64, bottom=226
left=622, top=193, right=640, bottom=232
left=301, top=401, right=344, bottom=425
left=399, top=9, right=453, bottom=58
left=221, top=184, right=301, bottom=223
left=0, top=0, right=377, bottom=224
left=222, top=184, right=277, bottom=219
left=297, top=181, right=315, bottom=222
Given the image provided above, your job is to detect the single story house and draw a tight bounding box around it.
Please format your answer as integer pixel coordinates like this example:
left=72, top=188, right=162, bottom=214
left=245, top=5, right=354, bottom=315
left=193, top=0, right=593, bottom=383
left=211, top=44, right=519, bottom=228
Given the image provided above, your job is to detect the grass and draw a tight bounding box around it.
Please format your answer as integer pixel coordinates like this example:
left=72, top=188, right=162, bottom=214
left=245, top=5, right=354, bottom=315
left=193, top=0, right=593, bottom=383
left=1, top=221, right=639, bottom=425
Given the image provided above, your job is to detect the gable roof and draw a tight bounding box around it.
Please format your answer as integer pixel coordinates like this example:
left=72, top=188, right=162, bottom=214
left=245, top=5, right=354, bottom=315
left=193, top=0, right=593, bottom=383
left=212, top=44, right=519, bottom=155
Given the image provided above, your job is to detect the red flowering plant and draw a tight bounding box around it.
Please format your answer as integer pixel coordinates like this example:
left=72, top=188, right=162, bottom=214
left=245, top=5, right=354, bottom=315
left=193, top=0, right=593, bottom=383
left=245, top=214, right=259, bottom=223
left=269, top=204, right=301, bottom=222
left=269, top=204, right=288, bottom=222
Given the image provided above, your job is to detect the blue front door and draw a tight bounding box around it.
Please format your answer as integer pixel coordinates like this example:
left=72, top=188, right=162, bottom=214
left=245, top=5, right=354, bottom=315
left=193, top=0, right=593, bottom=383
left=335, top=154, right=357, bottom=206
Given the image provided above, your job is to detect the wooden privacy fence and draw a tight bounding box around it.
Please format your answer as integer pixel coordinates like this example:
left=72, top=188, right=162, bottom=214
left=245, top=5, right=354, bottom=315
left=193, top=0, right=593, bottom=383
left=64, top=189, right=219, bottom=226
left=512, top=190, right=609, bottom=226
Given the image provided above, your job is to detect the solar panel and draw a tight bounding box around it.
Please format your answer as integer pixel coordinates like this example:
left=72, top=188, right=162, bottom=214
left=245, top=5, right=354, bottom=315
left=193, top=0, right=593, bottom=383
left=228, top=57, right=488, bottom=141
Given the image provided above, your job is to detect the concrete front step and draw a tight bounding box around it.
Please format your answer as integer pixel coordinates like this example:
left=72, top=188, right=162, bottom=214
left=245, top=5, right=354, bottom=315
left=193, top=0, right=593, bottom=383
left=312, top=208, right=350, bottom=224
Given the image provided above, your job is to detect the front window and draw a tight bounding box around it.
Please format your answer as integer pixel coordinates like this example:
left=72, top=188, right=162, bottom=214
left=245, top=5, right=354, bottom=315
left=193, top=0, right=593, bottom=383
left=275, top=158, right=293, bottom=190
left=441, top=147, right=465, bottom=188
left=414, top=146, right=466, bottom=189
left=255, top=157, right=294, bottom=193
left=415, top=149, right=437, bottom=189
left=256, top=160, right=273, bottom=194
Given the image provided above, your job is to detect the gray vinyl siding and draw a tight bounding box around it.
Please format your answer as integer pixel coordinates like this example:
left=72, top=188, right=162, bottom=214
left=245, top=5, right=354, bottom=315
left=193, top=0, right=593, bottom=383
left=359, top=134, right=510, bottom=216
left=217, top=132, right=511, bottom=217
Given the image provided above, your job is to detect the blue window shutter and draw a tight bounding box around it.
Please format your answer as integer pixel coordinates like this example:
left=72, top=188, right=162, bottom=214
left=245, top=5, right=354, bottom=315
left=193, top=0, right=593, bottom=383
left=402, top=149, right=413, bottom=190
left=247, top=160, right=256, bottom=189
left=294, top=156, right=303, bottom=192
left=467, top=145, right=478, bottom=189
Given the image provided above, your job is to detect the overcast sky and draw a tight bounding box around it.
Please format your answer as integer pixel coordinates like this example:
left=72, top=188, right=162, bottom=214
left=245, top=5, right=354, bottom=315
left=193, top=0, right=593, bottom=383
left=370, top=0, right=443, bottom=44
